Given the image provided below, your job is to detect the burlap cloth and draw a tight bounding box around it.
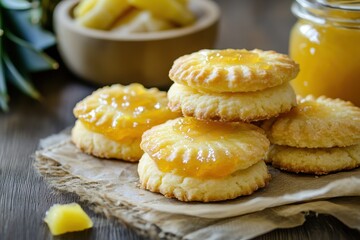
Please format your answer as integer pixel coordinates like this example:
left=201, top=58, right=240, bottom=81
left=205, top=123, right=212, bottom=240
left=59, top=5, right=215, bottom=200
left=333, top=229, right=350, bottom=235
left=34, top=130, right=360, bottom=239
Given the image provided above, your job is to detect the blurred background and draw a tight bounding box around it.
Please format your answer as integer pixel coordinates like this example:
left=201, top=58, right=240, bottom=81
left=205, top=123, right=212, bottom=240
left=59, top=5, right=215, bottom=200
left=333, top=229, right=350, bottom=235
left=214, top=0, right=295, bottom=53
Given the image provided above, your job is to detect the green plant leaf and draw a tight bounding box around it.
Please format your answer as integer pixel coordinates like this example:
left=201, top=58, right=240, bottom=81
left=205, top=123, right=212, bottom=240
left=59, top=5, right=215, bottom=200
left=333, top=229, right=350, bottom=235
left=0, top=0, right=32, bottom=10
left=0, top=54, right=9, bottom=111
left=2, top=8, right=56, bottom=50
left=6, top=30, right=59, bottom=71
left=0, top=1, right=58, bottom=111
left=0, top=7, right=9, bottom=111
left=3, top=53, right=41, bottom=100
left=0, top=61, right=9, bottom=111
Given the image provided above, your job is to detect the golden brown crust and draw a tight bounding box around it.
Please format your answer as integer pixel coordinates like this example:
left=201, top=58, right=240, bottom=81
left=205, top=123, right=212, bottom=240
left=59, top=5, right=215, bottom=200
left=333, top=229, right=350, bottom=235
left=138, top=154, right=271, bottom=202
left=169, top=49, right=299, bottom=93
left=267, top=144, right=360, bottom=175
left=262, top=95, right=360, bottom=148
left=167, top=82, right=297, bottom=122
left=71, top=120, right=142, bottom=162
left=141, top=117, right=270, bottom=178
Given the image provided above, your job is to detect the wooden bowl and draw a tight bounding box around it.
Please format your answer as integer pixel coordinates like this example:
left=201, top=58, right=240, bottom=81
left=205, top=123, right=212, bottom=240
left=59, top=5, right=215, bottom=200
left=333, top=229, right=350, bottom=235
left=54, top=0, right=220, bottom=88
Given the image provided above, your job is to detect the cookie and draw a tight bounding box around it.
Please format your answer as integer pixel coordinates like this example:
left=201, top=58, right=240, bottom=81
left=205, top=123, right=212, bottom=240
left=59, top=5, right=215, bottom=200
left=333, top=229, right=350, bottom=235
left=72, top=120, right=142, bottom=161
left=267, top=144, right=360, bottom=175
left=74, top=83, right=180, bottom=141
left=169, top=49, right=299, bottom=93
left=262, top=96, right=360, bottom=148
left=72, top=83, right=180, bottom=161
left=141, top=117, right=270, bottom=179
left=138, top=153, right=270, bottom=202
left=168, top=82, right=296, bottom=122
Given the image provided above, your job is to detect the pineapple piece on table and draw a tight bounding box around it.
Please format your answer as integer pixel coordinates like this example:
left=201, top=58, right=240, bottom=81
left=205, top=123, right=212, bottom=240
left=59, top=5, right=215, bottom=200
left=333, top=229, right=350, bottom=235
left=44, top=203, right=93, bottom=236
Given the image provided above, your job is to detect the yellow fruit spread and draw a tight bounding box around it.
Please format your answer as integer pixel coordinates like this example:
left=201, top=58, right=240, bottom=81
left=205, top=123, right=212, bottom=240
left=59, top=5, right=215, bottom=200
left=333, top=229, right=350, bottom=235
left=74, top=84, right=180, bottom=142
left=172, top=116, right=238, bottom=141
left=206, top=49, right=256, bottom=65
left=44, top=203, right=93, bottom=236
left=142, top=117, right=269, bottom=179
left=204, top=49, right=271, bottom=69
left=159, top=118, right=240, bottom=178
left=290, top=20, right=360, bottom=106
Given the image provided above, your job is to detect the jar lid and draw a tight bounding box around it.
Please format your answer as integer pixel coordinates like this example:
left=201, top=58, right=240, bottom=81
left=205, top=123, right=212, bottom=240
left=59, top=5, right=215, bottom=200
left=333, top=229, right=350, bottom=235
left=293, top=0, right=360, bottom=27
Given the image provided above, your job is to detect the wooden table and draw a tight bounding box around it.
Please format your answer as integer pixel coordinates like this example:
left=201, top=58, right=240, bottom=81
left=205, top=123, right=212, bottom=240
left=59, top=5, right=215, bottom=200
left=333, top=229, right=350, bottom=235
left=1, top=0, right=359, bottom=239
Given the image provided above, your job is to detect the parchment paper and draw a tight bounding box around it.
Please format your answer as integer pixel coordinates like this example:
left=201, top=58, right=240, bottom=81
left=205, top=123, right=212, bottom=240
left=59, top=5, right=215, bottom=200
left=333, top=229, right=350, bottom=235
left=34, top=130, right=360, bottom=239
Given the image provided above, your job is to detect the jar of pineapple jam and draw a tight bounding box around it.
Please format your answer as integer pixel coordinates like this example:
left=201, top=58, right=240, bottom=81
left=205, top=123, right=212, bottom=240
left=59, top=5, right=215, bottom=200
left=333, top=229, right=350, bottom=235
left=289, top=0, right=360, bottom=106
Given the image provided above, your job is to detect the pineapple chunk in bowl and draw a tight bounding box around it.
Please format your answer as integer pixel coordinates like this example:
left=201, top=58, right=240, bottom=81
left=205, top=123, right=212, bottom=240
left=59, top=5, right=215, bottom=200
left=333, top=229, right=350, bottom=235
left=54, top=0, right=220, bottom=88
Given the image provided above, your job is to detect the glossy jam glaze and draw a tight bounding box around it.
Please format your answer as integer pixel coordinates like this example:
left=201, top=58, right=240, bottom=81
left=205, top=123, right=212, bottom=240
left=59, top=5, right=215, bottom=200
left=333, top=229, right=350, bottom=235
left=74, top=84, right=180, bottom=141
left=204, top=49, right=270, bottom=69
left=143, top=117, right=269, bottom=179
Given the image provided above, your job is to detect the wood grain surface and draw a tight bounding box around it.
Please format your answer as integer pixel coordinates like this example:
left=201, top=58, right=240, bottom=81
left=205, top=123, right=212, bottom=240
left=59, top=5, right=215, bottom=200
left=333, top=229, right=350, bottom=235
left=1, top=0, right=359, bottom=239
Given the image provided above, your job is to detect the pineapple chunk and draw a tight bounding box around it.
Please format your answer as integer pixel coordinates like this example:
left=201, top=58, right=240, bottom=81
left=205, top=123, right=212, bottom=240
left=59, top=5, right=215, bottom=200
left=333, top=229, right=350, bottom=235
left=111, top=9, right=175, bottom=33
left=76, top=0, right=130, bottom=29
left=44, top=203, right=93, bottom=236
left=128, top=0, right=195, bottom=26
left=175, top=0, right=188, bottom=6
left=73, top=0, right=98, bottom=18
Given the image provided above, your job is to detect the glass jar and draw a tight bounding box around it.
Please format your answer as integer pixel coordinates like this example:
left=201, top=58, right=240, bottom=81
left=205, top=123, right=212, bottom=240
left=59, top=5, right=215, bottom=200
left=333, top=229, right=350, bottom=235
left=289, top=0, right=360, bottom=106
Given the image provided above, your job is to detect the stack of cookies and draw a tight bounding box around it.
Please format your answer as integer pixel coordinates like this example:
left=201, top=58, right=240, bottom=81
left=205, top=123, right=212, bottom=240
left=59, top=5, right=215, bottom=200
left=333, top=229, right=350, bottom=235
left=167, top=49, right=299, bottom=122
left=138, top=49, right=300, bottom=202
left=263, top=95, right=360, bottom=175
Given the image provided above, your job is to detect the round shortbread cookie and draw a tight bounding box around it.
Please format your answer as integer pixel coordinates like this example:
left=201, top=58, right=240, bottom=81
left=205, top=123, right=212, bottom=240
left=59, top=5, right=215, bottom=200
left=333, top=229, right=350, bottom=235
left=169, top=49, right=299, bottom=93
left=73, top=83, right=180, bottom=142
left=262, top=96, right=360, bottom=148
left=267, top=144, right=360, bottom=175
left=138, top=153, right=271, bottom=202
left=141, top=117, right=270, bottom=178
left=72, top=120, right=142, bottom=162
left=168, top=82, right=297, bottom=122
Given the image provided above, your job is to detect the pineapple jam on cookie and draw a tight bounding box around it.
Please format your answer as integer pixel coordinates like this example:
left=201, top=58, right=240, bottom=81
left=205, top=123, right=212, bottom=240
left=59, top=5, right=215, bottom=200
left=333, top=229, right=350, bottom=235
left=72, top=83, right=181, bottom=161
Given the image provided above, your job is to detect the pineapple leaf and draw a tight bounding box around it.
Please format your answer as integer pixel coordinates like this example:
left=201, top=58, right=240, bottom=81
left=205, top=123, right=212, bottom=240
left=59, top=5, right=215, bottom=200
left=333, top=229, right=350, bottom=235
left=0, top=6, right=9, bottom=111
left=0, top=0, right=32, bottom=10
left=3, top=53, right=41, bottom=100
left=5, top=30, right=59, bottom=70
